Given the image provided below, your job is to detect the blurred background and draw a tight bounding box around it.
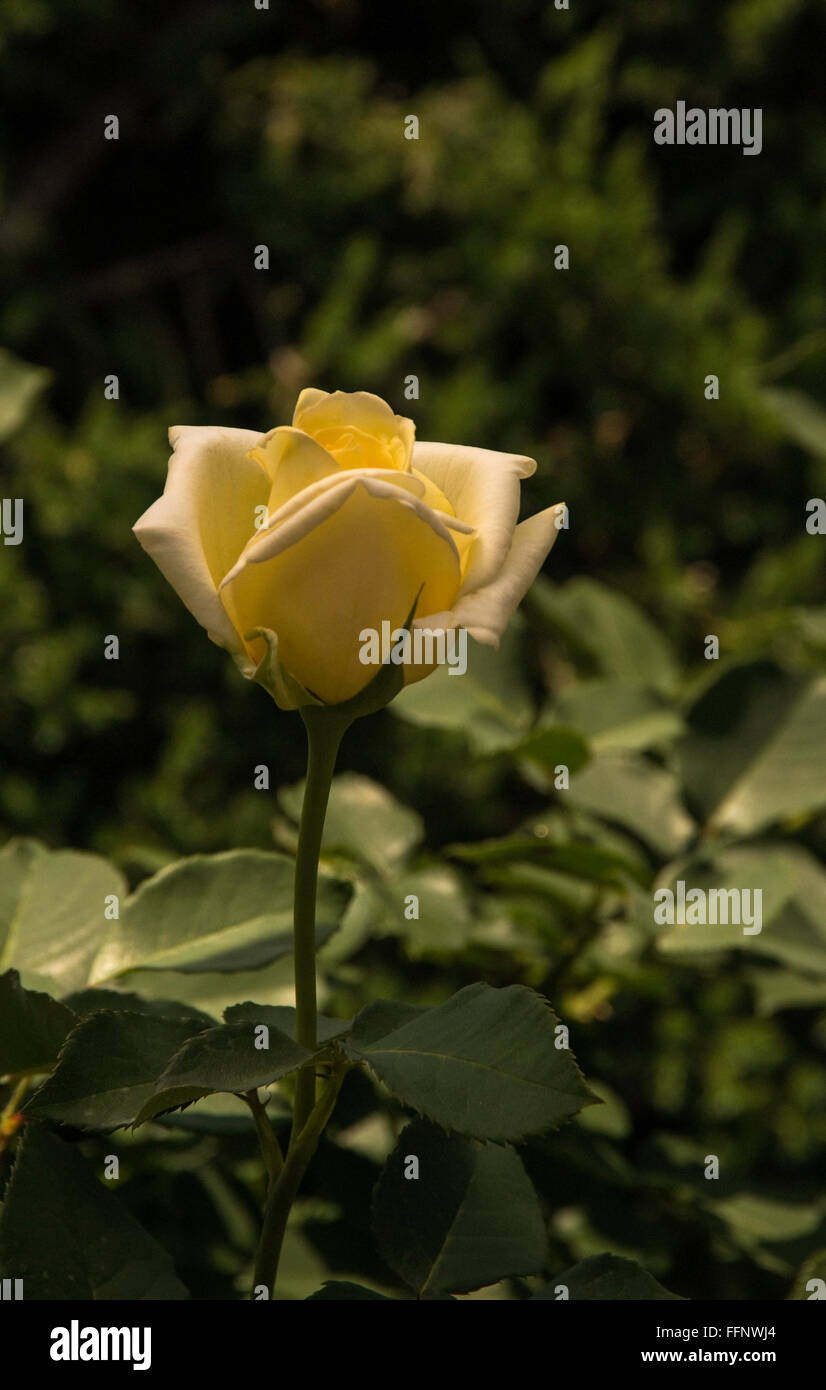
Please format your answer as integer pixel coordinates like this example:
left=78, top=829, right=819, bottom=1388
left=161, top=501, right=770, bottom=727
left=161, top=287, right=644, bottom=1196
left=1, top=0, right=825, bottom=1299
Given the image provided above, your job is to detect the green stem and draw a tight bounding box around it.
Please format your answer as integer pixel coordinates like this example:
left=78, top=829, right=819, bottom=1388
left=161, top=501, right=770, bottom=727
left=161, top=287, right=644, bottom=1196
left=252, top=1066, right=347, bottom=1298
left=291, top=706, right=350, bottom=1140
left=250, top=704, right=352, bottom=1298
left=243, top=1089, right=283, bottom=1190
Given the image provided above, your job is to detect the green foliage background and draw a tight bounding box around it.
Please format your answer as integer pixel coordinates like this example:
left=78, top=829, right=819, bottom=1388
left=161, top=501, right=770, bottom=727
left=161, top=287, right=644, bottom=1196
left=1, top=0, right=825, bottom=1300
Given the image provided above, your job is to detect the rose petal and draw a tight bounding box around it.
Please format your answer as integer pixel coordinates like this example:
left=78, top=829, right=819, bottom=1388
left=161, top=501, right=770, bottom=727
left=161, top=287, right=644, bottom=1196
left=293, top=388, right=415, bottom=472
left=248, top=426, right=339, bottom=511
left=412, top=440, right=537, bottom=594
left=222, top=468, right=458, bottom=581
left=133, top=426, right=268, bottom=652
left=418, top=503, right=565, bottom=647
left=220, top=476, right=462, bottom=704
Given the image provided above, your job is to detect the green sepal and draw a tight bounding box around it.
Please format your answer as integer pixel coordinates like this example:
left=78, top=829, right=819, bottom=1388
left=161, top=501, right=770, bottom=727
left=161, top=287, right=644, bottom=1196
left=243, top=627, right=323, bottom=711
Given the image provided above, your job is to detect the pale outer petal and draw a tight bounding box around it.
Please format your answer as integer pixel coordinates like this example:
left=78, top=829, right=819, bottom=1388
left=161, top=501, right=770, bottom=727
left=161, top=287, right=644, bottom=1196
left=412, top=440, right=537, bottom=595
left=418, top=504, right=565, bottom=647
left=221, top=468, right=469, bottom=586
left=133, top=425, right=268, bottom=652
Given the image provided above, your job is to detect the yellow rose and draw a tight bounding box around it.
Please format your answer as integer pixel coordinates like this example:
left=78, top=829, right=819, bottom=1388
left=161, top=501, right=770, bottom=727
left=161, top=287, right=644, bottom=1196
left=133, top=388, right=564, bottom=708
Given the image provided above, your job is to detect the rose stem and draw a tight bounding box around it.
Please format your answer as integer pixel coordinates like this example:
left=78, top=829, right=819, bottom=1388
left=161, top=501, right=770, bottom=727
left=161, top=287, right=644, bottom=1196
left=290, top=705, right=349, bottom=1141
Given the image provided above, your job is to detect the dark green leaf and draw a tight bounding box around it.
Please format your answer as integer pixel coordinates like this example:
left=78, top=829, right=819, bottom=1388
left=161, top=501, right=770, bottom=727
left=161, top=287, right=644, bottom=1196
left=25, top=1011, right=210, bottom=1130
left=63, top=987, right=216, bottom=1025
left=373, top=1119, right=547, bottom=1296
left=306, top=1281, right=393, bottom=1300
left=448, top=833, right=647, bottom=885
left=481, top=862, right=599, bottom=917
left=515, top=725, right=590, bottom=776
left=134, top=1021, right=312, bottom=1125
left=0, top=1125, right=187, bottom=1298
left=223, top=1001, right=351, bottom=1043
left=533, top=1253, right=683, bottom=1300
left=343, top=999, right=428, bottom=1047
left=0, top=970, right=76, bottom=1078
left=61, top=988, right=149, bottom=1016
left=347, top=982, right=597, bottom=1141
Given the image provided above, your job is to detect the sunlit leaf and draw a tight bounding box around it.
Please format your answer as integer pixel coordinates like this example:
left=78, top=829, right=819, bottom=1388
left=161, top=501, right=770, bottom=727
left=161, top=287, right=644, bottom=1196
left=0, top=348, right=50, bottom=441
left=763, top=386, right=826, bottom=461
left=544, top=679, right=684, bottom=752
left=680, top=663, right=826, bottom=835
left=530, top=579, right=677, bottom=694
left=89, top=850, right=349, bottom=980
left=279, top=772, right=422, bottom=874
left=751, top=969, right=826, bottom=1015
left=567, top=753, right=696, bottom=857
left=0, top=839, right=126, bottom=994
left=390, top=619, right=535, bottom=752
left=657, top=844, right=826, bottom=973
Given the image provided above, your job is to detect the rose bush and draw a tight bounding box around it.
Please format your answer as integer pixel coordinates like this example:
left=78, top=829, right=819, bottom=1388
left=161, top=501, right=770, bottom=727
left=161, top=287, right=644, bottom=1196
left=134, top=388, right=564, bottom=707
